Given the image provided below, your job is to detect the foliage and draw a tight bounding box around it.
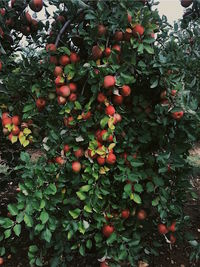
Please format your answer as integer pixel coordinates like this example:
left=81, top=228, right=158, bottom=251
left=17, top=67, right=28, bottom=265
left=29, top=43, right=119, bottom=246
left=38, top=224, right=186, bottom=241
left=0, top=0, right=200, bottom=266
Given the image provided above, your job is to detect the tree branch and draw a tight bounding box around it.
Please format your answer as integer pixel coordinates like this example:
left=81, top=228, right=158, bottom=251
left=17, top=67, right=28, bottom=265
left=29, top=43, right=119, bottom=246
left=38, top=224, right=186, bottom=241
left=55, top=8, right=84, bottom=47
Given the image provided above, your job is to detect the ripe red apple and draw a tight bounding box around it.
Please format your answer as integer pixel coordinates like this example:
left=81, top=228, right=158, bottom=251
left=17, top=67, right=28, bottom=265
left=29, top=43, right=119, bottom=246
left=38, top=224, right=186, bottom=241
left=113, top=95, right=123, bottom=105
left=49, top=56, right=58, bottom=65
left=92, top=45, right=103, bottom=60
left=57, top=96, right=67, bottom=105
left=64, top=116, right=75, bottom=128
left=8, top=133, right=13, bottom=142
left=114, top=31, right=123, bottom=41
left=70, top=52, right=80, bottom=63
left=104, top=47, right=111, bottom=57
left=36, top=98, right=46, bottom=111
left=72, top=161, right=81, bottom=173
left=106, top=153, right=116, bottom=165
left=160, top=90, right=167, bottom=99
left=124, top=28, right=132, bottom=41
left=0, top=61, right=2, bottom=71
left=171, top=90, right=177, bottom=96
left=0, top=8, right=6, bottom=16
left=69, top=83, right=77, bottom=92
left=87, top=149, right=97, bottom=159
left=121, top=209, right=130, bottom=219
left=105, top=105, right=115, bottom=116
left=82, top=111, right=92, bottom=120
left=74, top=148, right=84, bottom=158
left=132, top=24, right=144, bottom=37
left=64, top=144, right=70, bottom=153
left=12, top=125, right=20, bottom=136
left=97, top=93, right=106, bottom=103
left=112, top=44, right=121, bottom=53
left=97, top=156, right=106, bottom=165
left=54, top=66, right=63, bottom=77
left=25, top=11, right=32, bottom=24
left=2, top=117, right=12, bottom=126
left=12, top=115, right=20, bottom=125
left=31, top=19, right=38, bottom=31
left=181, top=0, right=193, bottom=8
left=100, top=261, right=109, bottom=267
left=170, top=234, right=176, bottom=244
left=98, top=24, right=107, bottom=36
left=59, top=85, right=70, bottom=97
left=2, top=112, right=9, bottom=119
left=3, top=128, right=9, bottom=135
left=59, top=55, right=70, bottom=66
left=158, top=224, right=168, bottom=235
left=55, top=156, right=65, bottom=165
left=29, top=0, right=43, bottom=12
left=168, top=221, right=176, bottom=232
left=137, top=209, right=147, bottom=220
left=171, top=111, right=184, bottom=120
left=103, top=75, right=116, bottom=89
left=113, top=113, right=122, bottom=124
left=46, top=43, right=56, bottom=52
left=121, top=85, right=131, bottom=96
left=56, top=15, right=65, bottom=23
left=68, top=93, right=77, bottom=102
left=102, top=224, right=114, bottom=237
left=55, top=76, right=65, bottom=86
left=0, top=257, right=4, bottom=265
left=127, top=13, right=132, bottom=23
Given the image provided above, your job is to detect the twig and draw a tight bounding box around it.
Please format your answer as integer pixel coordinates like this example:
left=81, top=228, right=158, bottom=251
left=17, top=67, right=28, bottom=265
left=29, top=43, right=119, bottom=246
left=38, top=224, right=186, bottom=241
left=55, top=8, right=84, bottom=47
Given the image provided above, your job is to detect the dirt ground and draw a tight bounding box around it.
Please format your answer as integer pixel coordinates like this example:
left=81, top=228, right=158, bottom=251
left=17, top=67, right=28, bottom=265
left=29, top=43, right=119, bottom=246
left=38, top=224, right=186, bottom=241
left=0, top=142, right=200, bottom=267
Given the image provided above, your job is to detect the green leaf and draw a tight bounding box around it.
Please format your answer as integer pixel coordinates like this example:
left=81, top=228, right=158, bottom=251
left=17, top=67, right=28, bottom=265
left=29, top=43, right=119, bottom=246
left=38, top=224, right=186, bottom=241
left=86, top=239, right=92, bottom=249
left=106, top=232, right=117, bottom=245
left=76, top=191, right=86, bottom=201
left=4, top=229, right=11, bottom=239
left=23, top=104, right=35, bottom=113
left=100, top=116, right=109, bottom=128
left=134, top=184, right=143, bottom=193
left=40, top=211, right=49, bottom=224
left=0, top=247, right=5, bottom=256
left=29, top=245, right=38, bottom=253
left=153, top=177, right=164, bottom=187
left=80, top=185, right=91, bottom=192
left=43, top=228, right=52, bottom=243
left=45, top=184, right=57, bottom=195
left=13, top=224, right=21, bottom=237
left=79, top=244, right=85, bottom=256
left=124, top=183, right=132, bottom=195
left=144, top=44, right=154, bottom=54
left=69, top=209, right=81, bottom=219
left=146, top=182, right=154, bottom=193
left=130, top=161, right=144, bottom=167
left=24, top=214, right=33, bottom=227
left=75, top=101, right=82, bottom=110
left=152, top=197, right=160, bottom=206
left=84, top=205, right=92, bottom=213
left=0, top=218, right=14, bottom=229
left=36, top=257, right=43, bottom=266
left=20, top=152, right=30, bottom=162
left=133, top=193, right=142, bottom=204
left=7, top=204, right=18, bottom=216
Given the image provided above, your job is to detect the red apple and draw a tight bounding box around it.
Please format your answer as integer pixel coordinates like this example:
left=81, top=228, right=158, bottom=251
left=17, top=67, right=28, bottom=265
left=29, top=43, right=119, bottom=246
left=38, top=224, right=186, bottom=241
left=49, top=56, right=58, bottom=65
left=127, top=13, right=132, bottom=23
left=106, top=153, right=116, bottom=165
left=0, top=8, right=5, bottom=16
left=72, top=161, right=81, bottom=173
left=70, top=52, right=80, bottom=63
left=2, top=112, right=9, bottom=119
left=168, top=221, right=176, bottom=232
left=68, top=93, right=77, bottom=102
left=59, top=55, right=70, bottom=66
left=97, top=156, right=106, bottom=165
left=103, top=76, right=116, bottom=89
left=102, top=224, right=114, bottom=237
left=12, top=115, right=20, bottom=125
left=158, top=224, right=168, bottom=235
left=74, top=148, right=84, bottom=158
left=98, top=24, right=107, bottom=36
left=46, top=43, right=56, bottom=52
left=64, top=116, right=75, bottom=128
left=105, top=105, right=115, bottom=116
left=63, top=144, right=70, bottom=153
left=121, top=85, right=131, bottom=96
left=170, top=234, right=176, bottom=244
left=54, top=66, right=63, bottom=77
left=113, top=113, right=122, bottom=124
left=0, top=257, right=4, bottom=265
left=104, top=47, right=111, bottom=57
left=0, top=61, right=2, bottom=71
left=25, top=11, right=32, bottom=24
left=36, top=98, right=46, bottom=111
left=100, top=261, right=109, bottom=267
left=113, top=95, right=123, bottom=105
left=69, top=83, right=77, bottom=92
left=112, top=44, right=121, bottom=53
left=114, top=31, right=123, bottom=41
left=29, top=0, right=43, bottom=12
left=55, top=156, right=65, bottom=165
left=57, top=96, right=67, bottom=105
left=121, top=209, right=130, bottom=219
left=55, top=76, right=65, bottom=86
left=59, top=85, right=70, bottom=97
left=137, top=209, right=147, bottom=220
left=2, top=117, right=12, bottom=126
left=92, top=45, right=103, bottom=60
left=171, top=111, right=184, bottom=120
left=12, top=125, right=20, bottom=136
left=181, top=0, right=193, bottom=8
left=82, top=111, right=92, bottom=120
left=171, top=90, right=177, bottom=96
left=132, top=24, right=144, bottom=37
left=97, top=93, right=106, bottom=103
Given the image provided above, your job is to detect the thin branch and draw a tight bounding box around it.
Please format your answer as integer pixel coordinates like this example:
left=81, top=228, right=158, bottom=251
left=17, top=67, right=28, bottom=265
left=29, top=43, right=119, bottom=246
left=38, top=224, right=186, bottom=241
left=55, top=8, right=84, bottom=47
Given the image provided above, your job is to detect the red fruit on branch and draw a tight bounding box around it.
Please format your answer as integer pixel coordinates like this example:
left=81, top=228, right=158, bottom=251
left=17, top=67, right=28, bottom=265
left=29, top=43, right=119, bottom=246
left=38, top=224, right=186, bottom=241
left=74, top=148, right=84, bottom=158
left=105, top=105, right=115, bottom=116
left=181, top=0, right=193, bottom=8
left=97, top=156, right=106, bottom=165
left=0, top=61, right=2, bottom=71
left=68, top=93, right=77, bottom=102
left=104, top=47, right=111, bottom=57
left=46, top=44, right=56, bottom=53
left=2, top=112, right=9, bottom=120
left=121, top=209, right=130, bottom=219
left=59, top=55, right=70, bottom=66
left=12, top=125, right=20, bottom=136
left=49, top=56, right=58, bottom=65
left=69, top=83, right=77, bottom=93
left=121, top=85, right=131, bottom=96
left=137, top=209, right=147, bottom=220
left=82, top=111, right=92, bottom=120
left=171, top=111, right=184, bottom=120
left=55, top=76, right=65, bottom=86
left=92, top=45, right=103, bottom=60
left=54, top=66, right=63, bottom=77
left=112, top=44, right=121, bottom=53
left=70, top=52, right=80, bottom=63
left=59, top=85, right=70, bottom=97
left=97, top=93, right=106, bottom=103
left=29, top=0, right=43, bottom=12
left=55, top=157, right=65, bottom=165
left=100, top=261, right=109, bottom=267
left=36, top=98, right=46, bottom=111
left=63, top=144, right=70, bottom=153
left=171, top=90, right=177, bottom=96
left=106, top=153, right=116, bottom=165
left=114, top=31, right=123, bottom=41
left=98, top=24, right=107, bottom=36
left=132, top=24, right=144, bottom=37
left=170, top=234, right=176, bottom=244
left=2, top=117, right=12, bottom=126
left=158, top=224, right=168, bottom=235
left=25, top=12, right=32, bottom=24
left=0, top=8, right=6, bottom=16
left=168, top=221, right=176, bottom=232
left=0, top=257, right=4, bottom=265
left=113, top=113, right=122, bottom=124
left=113, top=95, right=123, bottom=105
left=127, top=13, right=132, bottom=23
left=57, top=96, right=67, bottom=105
left=103, top=76, right=116, bottom=89
left=102, top=224, right=115, bottom=237
left=64, top=116, right=75, bottom=128
left=72, top=161, right=81, bottom=173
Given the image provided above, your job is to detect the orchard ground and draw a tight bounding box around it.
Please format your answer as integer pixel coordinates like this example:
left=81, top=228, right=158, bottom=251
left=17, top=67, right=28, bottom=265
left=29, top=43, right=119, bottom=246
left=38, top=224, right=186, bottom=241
left=0, top=143, right=200, bottom=267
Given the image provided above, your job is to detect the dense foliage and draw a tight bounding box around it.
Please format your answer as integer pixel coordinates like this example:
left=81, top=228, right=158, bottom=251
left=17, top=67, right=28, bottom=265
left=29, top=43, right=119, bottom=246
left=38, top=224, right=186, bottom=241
left=0, top=0, right=200, bottom=266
